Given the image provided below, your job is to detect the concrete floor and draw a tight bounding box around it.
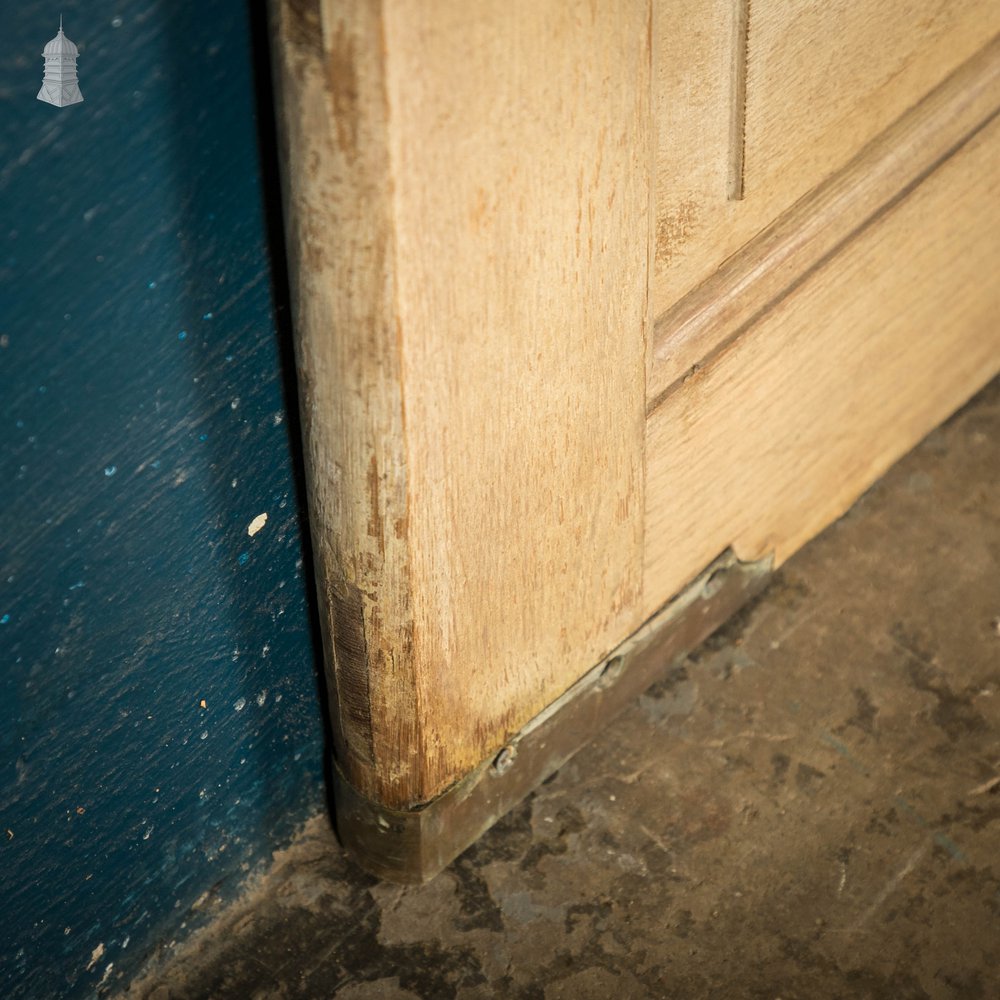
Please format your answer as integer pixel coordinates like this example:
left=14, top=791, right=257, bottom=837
left=123, top=380, right=1000, bottom=1000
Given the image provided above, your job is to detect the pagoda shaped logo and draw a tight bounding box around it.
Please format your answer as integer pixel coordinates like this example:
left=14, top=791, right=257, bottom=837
left=37, top=17, right=84, bottom=107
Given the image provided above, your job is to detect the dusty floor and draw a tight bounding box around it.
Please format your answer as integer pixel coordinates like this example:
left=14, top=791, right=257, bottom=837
left=124, top=380, right=1000, bottom=1000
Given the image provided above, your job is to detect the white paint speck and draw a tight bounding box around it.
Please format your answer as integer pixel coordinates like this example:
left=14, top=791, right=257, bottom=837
left=230, top=397, right=240, bottom=410
left=273, top=412, right=283, bottom=426
left=199, top=730, right=208, bottom=740
left=247, top=513, right=268, bottom=537
left=234, top=697, right=246, bottom=712
left=104, top=465, right=117, bottom=477
left=112, top=16, right=123, bottom=28
left=231, top=478, right=238, bottom=488
left=256, top=690, right=268, bottom=707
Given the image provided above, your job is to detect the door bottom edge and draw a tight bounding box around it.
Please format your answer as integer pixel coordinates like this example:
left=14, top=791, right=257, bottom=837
left=331, top=548, right=774, bottom=884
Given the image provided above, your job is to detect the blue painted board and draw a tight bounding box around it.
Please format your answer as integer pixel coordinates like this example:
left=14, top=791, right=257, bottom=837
left=0, top=3, right=326, bottom=996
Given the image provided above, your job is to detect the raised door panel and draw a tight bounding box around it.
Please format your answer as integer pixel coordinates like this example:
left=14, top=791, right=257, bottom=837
left=644, top=112, right=1000, bottom=616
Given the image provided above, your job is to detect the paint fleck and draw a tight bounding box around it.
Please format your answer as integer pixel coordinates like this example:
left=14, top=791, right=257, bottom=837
left=199, top=699, right=207, bottom=709
left=230, top=397, right=240, bottom=410
left=69, top=581, right=84, bottom=590
left=231, top=478, right=238, bottom=488
left=104, top=465, right=117, bottom=477
left=86, top=943, right=105, bottom=972
left=177, top=330, right=187, bottom=340
left=203, top=312, right=213, bottom=320
left=200, top=730, right=208, bottom=740
left=237, top=551, right=249, bottom=566
left=256, top=690, right=268, bottom=707
left=0, top=614, right=9, bottom=625
left=199, top=433, right=208, bottom=442
left=273, top=412, right=283, bottom=426
left=6, top=828, right=13, bottom=839
left=247, top=513, right=268, bottom=537
left=112, top=16, right=123, bottom=27
left=147, top=280, right=157, bottom=289
left=233, top=697, right=246, bottom=712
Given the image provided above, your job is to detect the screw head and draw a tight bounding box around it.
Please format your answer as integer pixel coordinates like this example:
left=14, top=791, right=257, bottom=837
left=492, top=745, right=516, bottom=775
left=597, top=655, right=624, bottom=689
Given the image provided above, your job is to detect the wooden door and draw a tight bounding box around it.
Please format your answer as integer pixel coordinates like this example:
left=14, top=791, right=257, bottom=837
left=269, top=1, right=1000, bottom=880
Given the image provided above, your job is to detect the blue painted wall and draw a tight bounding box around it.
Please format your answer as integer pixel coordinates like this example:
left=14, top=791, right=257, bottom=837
left=0, top=3, right=326, bottom=996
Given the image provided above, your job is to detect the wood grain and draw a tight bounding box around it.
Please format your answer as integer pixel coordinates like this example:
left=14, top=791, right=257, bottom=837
left=644, top=113, right=1000, bottom=616
left=271, top=0, right=652, bottom=807
left=651, top=36, right=1000, bottom=402
left=269, top=0, right=417, bottom=803
left=654, top=3, right=1000, bottom=317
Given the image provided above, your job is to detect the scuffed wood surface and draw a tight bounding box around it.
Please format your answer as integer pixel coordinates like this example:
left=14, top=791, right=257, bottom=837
left=271, top=0, right=651, bottom=807
left=270, top=0, right=418, bottom=804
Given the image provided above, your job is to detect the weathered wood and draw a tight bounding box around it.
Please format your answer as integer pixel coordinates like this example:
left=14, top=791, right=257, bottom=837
left=269, top=0, right=417, bottom=806
left=272, top=0, right=1000, bottom=877
left=270, top=0, right=652, bottom=808
left=334, top=551, right=772, bottom=882
left=644, top=113, right=1000, bottom=615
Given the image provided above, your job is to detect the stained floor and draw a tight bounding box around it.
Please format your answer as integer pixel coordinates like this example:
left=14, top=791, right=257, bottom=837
left=122, top=380, right=1000, bottom=1000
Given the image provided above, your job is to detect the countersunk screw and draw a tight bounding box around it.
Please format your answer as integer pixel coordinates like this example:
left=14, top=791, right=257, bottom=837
left=492, top=745, right=516, bottom=775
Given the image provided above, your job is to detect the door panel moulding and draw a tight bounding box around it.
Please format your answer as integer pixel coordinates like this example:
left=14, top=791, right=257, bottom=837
left=650, top=35, right=1000, bottom=406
